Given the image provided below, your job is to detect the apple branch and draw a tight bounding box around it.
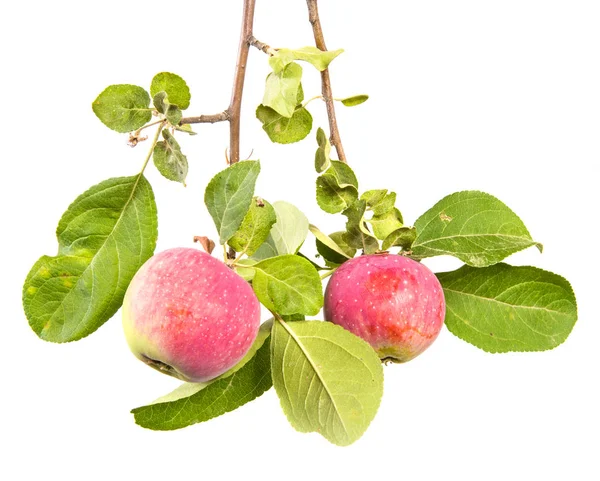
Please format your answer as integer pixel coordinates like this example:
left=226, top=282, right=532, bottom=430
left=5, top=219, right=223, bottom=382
left=306, top=0, right=347, bottom=163
left=179, top=0, right=263, bottom=164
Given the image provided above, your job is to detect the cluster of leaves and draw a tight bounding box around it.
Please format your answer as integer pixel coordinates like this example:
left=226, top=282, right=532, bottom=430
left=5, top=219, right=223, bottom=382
left=256, top=47, right=368, bottom=144
left=22, top=65, right=577, bottom=447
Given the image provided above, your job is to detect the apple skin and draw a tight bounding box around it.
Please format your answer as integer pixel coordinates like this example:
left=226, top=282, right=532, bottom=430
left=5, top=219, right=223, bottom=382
left=324, top=254, right=445, bottom=362
left=122, top=247, right=261, bottom=382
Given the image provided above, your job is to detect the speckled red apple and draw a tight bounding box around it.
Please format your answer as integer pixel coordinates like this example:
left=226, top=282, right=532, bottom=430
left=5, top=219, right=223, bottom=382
left=324, top=254, right=445, bottom=362
left=122, top=247, right=261, bottom=382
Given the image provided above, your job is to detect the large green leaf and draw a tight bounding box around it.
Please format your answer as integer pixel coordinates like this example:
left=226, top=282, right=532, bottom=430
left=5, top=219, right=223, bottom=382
left=92, top=84, right=152, bottom=133
left=437, top=263, right=577, bottom=353
left=256, top=105, right=313, bottom=144
left=252, top=201, right=309, bottom=261
left=23, top=176, right=158, bottom=342
left=204, top=161, right=261, bottom=244
left=251, top=255, right=323, bottom=316
left=150, top=72, right=191, bottom=110
left=263, top=62, right=303, bottom=118
left=271, top=320, right=383, bottom=446
left=269, top=46, right=344, bottom=73
left=412, top=191, right=542, bottom=267
left=132, top=326, right=272, bottom=430
left=228, top=198, right=277, bottom=256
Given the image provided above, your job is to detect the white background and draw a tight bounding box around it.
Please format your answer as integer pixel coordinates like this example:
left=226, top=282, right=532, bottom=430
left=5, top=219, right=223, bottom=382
left=2, top=1, right=599, bottom=479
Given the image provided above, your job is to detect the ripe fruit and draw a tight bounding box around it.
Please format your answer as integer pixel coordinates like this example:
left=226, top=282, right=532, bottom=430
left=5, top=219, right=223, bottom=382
left=324, top=253, right=445, bottom=362
left=122, top=247, right=261, bottom=382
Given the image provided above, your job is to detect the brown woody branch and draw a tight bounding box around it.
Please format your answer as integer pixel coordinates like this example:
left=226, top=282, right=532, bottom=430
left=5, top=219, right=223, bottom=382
left=306, top=0, right=347, bottom=163
left=179, top=0, right=260, bottom=164
left=180, top=112, right=229, bottom=125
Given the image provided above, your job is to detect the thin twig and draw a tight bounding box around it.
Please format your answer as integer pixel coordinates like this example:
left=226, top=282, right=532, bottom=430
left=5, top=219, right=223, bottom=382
left=249, top=35, right=277, bottom=56
left=180, top=112, right=229, bottom=125
left=306, top=0, right=347, bottom=163
left=228, top=0, right=258, bottom=164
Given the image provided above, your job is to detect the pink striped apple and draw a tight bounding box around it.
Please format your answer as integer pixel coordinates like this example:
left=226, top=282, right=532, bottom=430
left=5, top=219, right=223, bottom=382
left=122, top=247, right=261, bottom=382
left=324, top=253, right=445, bottom=362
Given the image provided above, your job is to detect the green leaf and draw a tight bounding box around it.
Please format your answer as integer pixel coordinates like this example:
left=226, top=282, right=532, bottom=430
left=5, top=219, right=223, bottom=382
left=361, top=189, right=398, bottom=217
left=256, top=105, right=313, bottom=144
left=251, top=255, right=323, bottom=316
left=316, top=231, right=357, bottom=266
left=153, top=130, right=188, bottom=185
left=204, top=161, right=261, bottom=244
left=174, top=124, right=197, bottom=135
left=150, top=72, right=191, bottom=110
left=315, top=127, right=332, bottom=173
left=271, top=319, right=383, bottom=446
left=153, top=91, right=183, bottom=126
left=263, top=62, right=303, bottom=118
left=228, top=198, right=277, bottom=256
left=92, top=84, right=152, bottom=133
left=316, top=175, right=358, bottom=214
left=369, top=208, right=404, bottom=240
left=316, top=161, right=359, bottom=214
left=382, top=226, right=417, bottom=251
left=343, top=200, right=379, bottom=254
left=22, top=176, right=157, bottom=342
left=340, top=94, right=369, bottom=107
left=252, top=201, right=309, bottom=260
left=437, top=263, right=577, bottom=353
left=412, top=191, right=543, bottom=267
left=269, top=46, right=344, bottom=73
left=309, top=224, right=352, bottom=262
left=131, top=327, right=272, bottom=430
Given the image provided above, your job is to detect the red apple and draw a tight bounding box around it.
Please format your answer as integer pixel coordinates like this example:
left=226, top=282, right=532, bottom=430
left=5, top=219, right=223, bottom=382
left=324, top=253, right=445, bottom=362
left=122, top=247, right=261, bottom=382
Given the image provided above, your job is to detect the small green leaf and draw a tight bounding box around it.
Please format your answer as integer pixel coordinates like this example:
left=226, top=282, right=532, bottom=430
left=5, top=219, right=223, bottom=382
left=251, top=255, right=323, bottom=316
left=309, top=224, right=353, bottom=262
left=342, top=200, right=379, bottom=254
left=269, top=46, right=344, bottom=73
left=316, top=161, right=359, bottom=214
left=153, top=91, right=183, bottom=126
left=256, top=105, right=313, bottom=144
left=228, top=198, right=277, bottom=256
left=153, top=130, right=188, bottom=184
left=315, top=127, right=332, bottom=173
left=382, top=226, right=417, bottom=251
left=252, top=201, right=309, bottom=260
left=271, top=319, right=383, bottom=446
left=263, top=62, right=303, bottom=118
left=369, top=208, right=404, bottom=240
left=316, top=231, right=357, bottom=266
left=316, top=175, right=358, bottom=214
left=412, top=191, right=542, bottom=267
left=437, top=263, right=577, bottom=353
left=131, top=327, right=272, bottom=430
left=340, top=94, right=369, bottom=107
left=361, top=189, right=398, bottom=217
left=150, top=72, right=191, bottom=110
left=92, top=84, right=152, bottom=133
left=204, top=161, right=261, bottom=244
left=22, top=176, right=158, bottom=342
left=174, top=124, right=197, bottom=135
